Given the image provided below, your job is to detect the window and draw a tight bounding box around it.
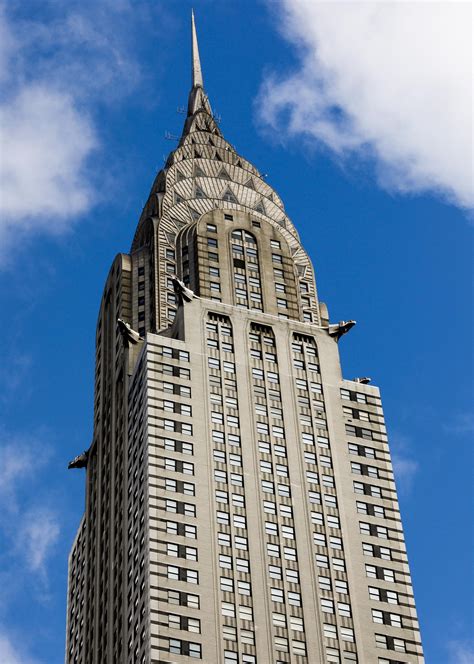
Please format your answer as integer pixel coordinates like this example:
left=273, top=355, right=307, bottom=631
left=273, top=612, right=286, bottom=628
left=320, top=455, right=332, bottom=468
left=220, top=576, right=234, bottom=593
left=235, top=536, right=248, bottom=550
left=277, top=483, right=291, bottom=497
left=223, top=625, right=236, bottom=641
left=168, top=639, right=201, bottom=658
left=233, top=514, right=246, bottom=528
left=236, top=558, right=249, bottom=573
left=165, top=499, right=195, bottom=517
left=323, top=623, right=337, bottom=639
left=338, top=602, right=351, bottom=618
left=341, top=627, right=355, bottom=642
left=265, top=522, right=278, bottom=537
left=332, top=557, right=345, bottom=572
left=168, top=614, right=201, bottom=633
left=167, top=543, right=197, bottom=561
left=335, top=579, right=348, bottom=595
left=237, top=580, right=251, bottom=596
left=288, top=591, right=301, bottom=606
left=262, top=480, right=275, bottom=494
left=271, top=587, right=284, bottom=603
left=263, top=501, right=276, bottom=515
left=239, top=605, right=253, bottom=621
left=327, top=515, right=340, bottom=529
left=283, top=546, right=297, bottom=561
left=309, top=490, right=322, bottom=504
left=232, top=494, right=245, bottom=508
left=166, top=566, right=198, bottom=584
left=218, top=532, right=231, bottom=547
left=219, top=555, right=232, bottom=570
left=214, top=449, right=226, bottom=464
left=290, top=616, right=304, bottom=632
left=286, top=568, right=299, bottom=584
left=275, top=637, right=289, bottom=652
left=221, top=602, right=235, bottom=617
left=319, top=575, right=331, bottom=591
left=375, top=634, right=406, bottom=653
left=321, top=598, right=334, bottom=613
left=322, top=474, right=335, bottom=488
left=293, top=640, right=307, bottom=656
left=216, top=490, right=228, bottom=504
left=316, top=554, right=329, bottom=568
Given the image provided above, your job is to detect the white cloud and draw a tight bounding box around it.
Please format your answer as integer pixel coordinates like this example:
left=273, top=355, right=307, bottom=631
left=0, top=630, right=40, bottom=664
left=0, top=1, right=165, bottom=264
left=259, top=0, right=473, bottom=210
left=0, top=442, right=37, bottom=505
left=0, top=85, right=97, bottom=233
left=389, top=433, right=419, bottom=495
left=0, top=437, right=58, bottom=585
left=449, top=640, right=474, bottom=664
left=444, top=412, right=474, bottom=435
left=392, top=454, right=419, bottom=494
left=17, top=508, right=60, bottom=576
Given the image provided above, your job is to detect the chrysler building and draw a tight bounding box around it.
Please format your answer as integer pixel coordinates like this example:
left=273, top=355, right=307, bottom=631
left=66, top=13, right=424, bottom=664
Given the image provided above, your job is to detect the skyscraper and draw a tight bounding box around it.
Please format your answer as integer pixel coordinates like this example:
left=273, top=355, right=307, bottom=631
left=66, top=14, right=424, bottom=664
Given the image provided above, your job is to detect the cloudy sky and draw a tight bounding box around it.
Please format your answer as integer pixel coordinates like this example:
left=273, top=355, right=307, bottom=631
left=0, top=1, right=472, bottom=662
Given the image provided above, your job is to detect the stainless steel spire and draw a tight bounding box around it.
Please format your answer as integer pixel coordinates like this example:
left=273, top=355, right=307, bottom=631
left=191, top=10, right=203, bottom=88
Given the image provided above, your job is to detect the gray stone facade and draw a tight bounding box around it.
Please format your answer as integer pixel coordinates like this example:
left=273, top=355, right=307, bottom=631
left=66, top=14, right=423, bottom=664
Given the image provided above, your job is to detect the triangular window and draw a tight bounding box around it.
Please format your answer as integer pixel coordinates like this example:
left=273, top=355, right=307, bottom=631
left=236, top=160, right=242, bottom=167
left=214, top=151, right=222, bottom=161
left=175, top=192, right=185, bottom=204
left=208, top=137, right=215, bottom=146
left=218, top=167, right=231, bottom=180
left=194, top=149, right=201, bottom=158
left=195, top=186, right=207, bottom=199
left=194, top=165, right=206, bottom=177
left=176, top=170, right=186, bottom=181
left=254, top=199, right=266, bottom=214
left=222, top=187, right=238, bottom=204
left=189, top=207, right=201, bottom=220
left=244, top=177, right=256, bottom=190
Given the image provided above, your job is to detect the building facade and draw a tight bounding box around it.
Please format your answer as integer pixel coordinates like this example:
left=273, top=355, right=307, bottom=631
left=66, top=14, right=424, bottom=664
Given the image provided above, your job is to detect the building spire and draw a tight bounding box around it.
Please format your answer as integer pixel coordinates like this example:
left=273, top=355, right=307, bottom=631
left=191, top=10, right=204, bottom=88
left=182, top=11, right=222, bottom=139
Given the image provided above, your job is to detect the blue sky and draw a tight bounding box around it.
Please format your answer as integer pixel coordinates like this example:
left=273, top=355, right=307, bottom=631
left=0, top=1, right=472, bottom=662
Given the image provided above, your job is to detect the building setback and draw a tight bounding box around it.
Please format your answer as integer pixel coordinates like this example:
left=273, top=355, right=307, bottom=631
left=66, top=13, right=424, bottom=664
